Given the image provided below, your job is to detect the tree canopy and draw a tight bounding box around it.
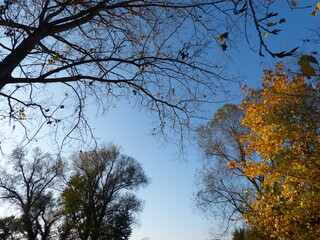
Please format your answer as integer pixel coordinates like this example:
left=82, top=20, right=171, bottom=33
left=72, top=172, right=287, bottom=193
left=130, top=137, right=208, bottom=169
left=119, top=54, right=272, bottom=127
left=0, top=147, right=62, bottom=240
left=0, top=145, right=148, bottom=240
left=240, top=63, right=320, bottom=239
left=59, top=145, right=149, bottom=240
left=0, top=0, right=317, bottom=150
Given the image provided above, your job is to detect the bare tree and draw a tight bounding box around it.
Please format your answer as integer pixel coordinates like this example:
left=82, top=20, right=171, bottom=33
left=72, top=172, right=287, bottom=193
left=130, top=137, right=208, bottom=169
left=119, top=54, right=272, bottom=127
left=194, top=104, right=262, bottom=224
left=0, top=0, right=310, bottom=150
left=0, top=148, right=62, bottom=240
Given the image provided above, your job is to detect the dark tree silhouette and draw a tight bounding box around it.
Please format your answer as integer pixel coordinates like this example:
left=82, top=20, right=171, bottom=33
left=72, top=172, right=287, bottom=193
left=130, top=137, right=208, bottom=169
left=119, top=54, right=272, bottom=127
left=0, top=148, right=62, bottom=240
left=194, top=104, right=263, bottom=224
left=0, top=0, right=310, bottom=150
left=0, top=216, right=23, bottom=240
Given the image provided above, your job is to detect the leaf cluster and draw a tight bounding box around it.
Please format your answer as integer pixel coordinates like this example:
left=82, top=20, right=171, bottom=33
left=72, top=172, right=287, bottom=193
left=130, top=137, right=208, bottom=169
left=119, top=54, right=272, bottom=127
left=240, top=63, right=320, bottom=239
left=195, top=60, right=320, bottom=238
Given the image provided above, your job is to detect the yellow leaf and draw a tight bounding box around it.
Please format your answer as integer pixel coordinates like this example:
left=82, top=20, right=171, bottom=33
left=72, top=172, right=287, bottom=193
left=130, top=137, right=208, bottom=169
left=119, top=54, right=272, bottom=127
left=316, top=2, right=320, bottom=10
left=227, top=161, right=237, bottom=170
left=292, top=1, right=297, bottom=7
left=240, top=64, right=320, bottom=239
left=311, top=11, right=318, bottom=16
left=267, top=22, right=275, bottom=27
left=263, top=32, right=269, bottom=37
left=217, top=33, right=224, bottom=42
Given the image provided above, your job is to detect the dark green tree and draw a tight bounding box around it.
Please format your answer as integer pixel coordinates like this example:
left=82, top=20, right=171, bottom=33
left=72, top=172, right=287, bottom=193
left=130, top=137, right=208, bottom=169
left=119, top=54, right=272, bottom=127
left=59, top=145, right=149, bottom=240
left=0, top=216, right=23, bottom=240
left=103, top=208, right=133, bottom=240
left=0, top=148, right=62, bottom=240
left=232, top=228, right=271, bottom=240
left=232, top=228, right=246, bottom=240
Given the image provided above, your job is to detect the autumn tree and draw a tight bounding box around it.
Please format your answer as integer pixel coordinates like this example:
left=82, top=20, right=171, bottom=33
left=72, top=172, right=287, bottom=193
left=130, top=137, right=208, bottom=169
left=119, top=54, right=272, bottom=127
left=59, top=145, right=149, bottom=240
left=195, top=104, right=262, bottom=223
left=0, top=147, right=63, bottom=240
left=0, top=0, right=316, bottom=150
left=240, top=63, right=320, bottom=239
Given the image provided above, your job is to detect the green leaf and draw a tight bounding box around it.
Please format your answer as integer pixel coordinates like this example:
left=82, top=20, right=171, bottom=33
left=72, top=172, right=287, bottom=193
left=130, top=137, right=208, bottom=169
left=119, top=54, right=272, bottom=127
left=306, top=55, right=318, bottom=64
left=52, top=54, right=60, bottom=61
left=298, top=55, right=317, bottom=76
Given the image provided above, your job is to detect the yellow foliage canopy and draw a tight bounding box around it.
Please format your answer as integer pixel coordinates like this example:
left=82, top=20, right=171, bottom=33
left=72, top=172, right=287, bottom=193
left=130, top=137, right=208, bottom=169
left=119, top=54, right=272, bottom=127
left=240, top=63, right=320, bottom=240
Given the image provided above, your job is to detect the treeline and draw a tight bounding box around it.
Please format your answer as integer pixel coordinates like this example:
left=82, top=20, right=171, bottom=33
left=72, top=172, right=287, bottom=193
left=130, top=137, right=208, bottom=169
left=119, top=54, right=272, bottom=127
left=0, top=145, right=149, bottom=240
left=195, top=63, right=320, bottom=240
